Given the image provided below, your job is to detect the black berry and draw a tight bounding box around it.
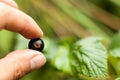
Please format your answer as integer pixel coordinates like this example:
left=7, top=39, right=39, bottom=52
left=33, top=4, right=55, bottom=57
left=28, top=38, right=44, bottom=52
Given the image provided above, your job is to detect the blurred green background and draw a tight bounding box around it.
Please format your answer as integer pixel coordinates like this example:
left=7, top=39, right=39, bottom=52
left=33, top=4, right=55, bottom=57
left=0, top=0, right=120, bottom=80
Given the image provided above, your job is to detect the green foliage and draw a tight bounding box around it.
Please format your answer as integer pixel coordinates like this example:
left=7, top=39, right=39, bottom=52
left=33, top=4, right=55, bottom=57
left=108, top=32, right=120, bottom=76
left=51, top=45, right=72, bottom=75
left=109, top=32, right=120, bottom=50
left=0, top=30, right=16, bottom=57
left=115, top=77, right=120, bottom=80
left=14, top=34, right=29, bottom=50
left=53, top=0, right=111, bottom=41
left=71, top=37, right=108, bottom=78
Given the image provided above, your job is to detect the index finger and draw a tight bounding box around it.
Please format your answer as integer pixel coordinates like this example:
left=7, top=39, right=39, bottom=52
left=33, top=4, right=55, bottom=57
left=0, top=0, right=18, bottom=8
left=0, top=2, right=43, bottom=39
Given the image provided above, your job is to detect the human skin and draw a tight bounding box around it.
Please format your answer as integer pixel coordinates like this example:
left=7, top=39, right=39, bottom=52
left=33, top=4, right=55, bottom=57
left=0, top=0, right=46, bottom=80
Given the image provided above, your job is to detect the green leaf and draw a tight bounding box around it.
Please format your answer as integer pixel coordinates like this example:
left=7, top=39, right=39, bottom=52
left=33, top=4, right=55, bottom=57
left=109, top=48, right=120, bottom=75
left=51, top=45, right=72, bottom=75
left=14, top=34, right=29, bottom=50
left=43, top=37, right=59, bottom=60
left=44, top=37, right=75, bottom=75
left=108, top=32, right=120, bottom=76
left=70, top=37, right=108, bottom=78
left=109, top=32, right=120, bottom=50
left=115, top=77, right=120, bottom=80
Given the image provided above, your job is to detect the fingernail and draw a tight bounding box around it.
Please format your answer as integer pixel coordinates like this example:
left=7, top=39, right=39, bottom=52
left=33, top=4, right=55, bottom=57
left=30, top=54, right=46, bottom=70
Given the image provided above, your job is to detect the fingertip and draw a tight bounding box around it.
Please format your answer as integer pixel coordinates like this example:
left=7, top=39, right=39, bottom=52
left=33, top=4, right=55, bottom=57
left=14, top=14, right=43, bottom=39
left=0, top=0, right=18, bottom=8
left=1, top=5, right=43, bottom=39
left=19, top=25, right=43, bottom=39
left=30, top=52, right=46, bottom=70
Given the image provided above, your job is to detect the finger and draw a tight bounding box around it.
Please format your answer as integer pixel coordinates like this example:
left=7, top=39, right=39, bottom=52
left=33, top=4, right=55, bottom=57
left=0, top=49, right=46, bottom=80
left=0, top=0, right=18, bottom=8
left=0, top=2, right=43, bottom=39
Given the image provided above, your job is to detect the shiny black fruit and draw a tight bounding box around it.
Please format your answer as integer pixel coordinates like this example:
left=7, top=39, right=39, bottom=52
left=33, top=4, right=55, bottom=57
left=28, top=38, right=44, bottom=52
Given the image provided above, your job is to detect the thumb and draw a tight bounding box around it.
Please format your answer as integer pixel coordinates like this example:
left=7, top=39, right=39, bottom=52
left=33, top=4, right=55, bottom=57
left=0, top=49, right=46, bottom=80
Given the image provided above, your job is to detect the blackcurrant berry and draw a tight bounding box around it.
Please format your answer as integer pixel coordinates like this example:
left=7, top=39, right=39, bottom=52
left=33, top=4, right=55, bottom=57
left=28, top=38, right=44, bottom=52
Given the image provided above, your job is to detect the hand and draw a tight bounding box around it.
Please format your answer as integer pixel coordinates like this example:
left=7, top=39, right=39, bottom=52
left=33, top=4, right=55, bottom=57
left=0, top=0, right=46, bottom=80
